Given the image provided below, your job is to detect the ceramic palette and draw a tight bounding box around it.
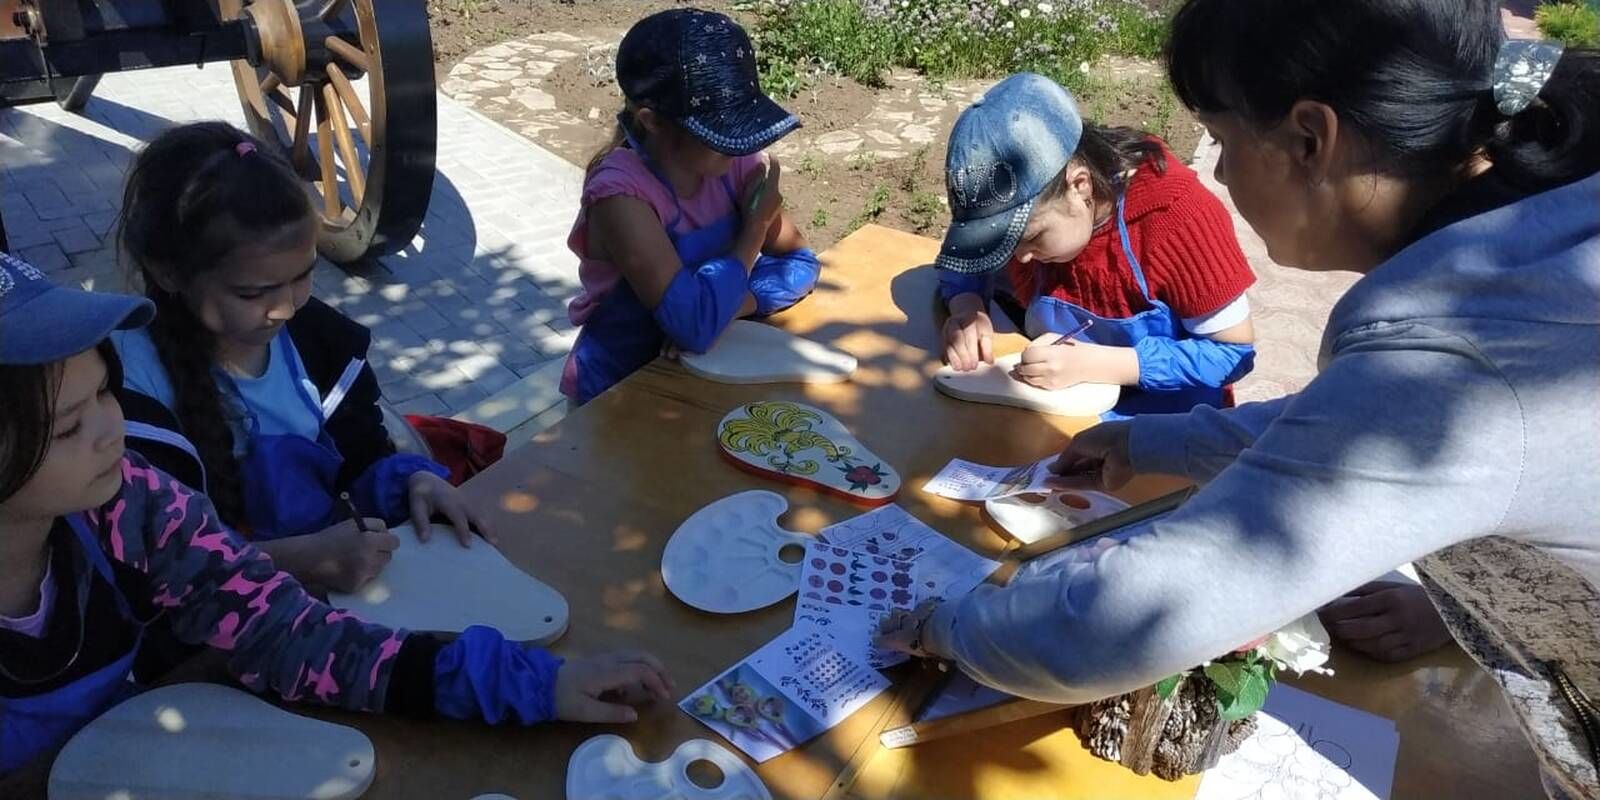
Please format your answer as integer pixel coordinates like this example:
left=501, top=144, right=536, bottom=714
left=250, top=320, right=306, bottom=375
left=933, top=353, right=1121, bottom=417
left=663, top=491, right=811, bottom=614
left=566, top=734, right=771, bottom=800
left=329, top=523, right=569, bottom=645
left=985, top=490, right=1131, bottom=544
left=49, top=683, right=375, bottom=800
left=717, top=401, right=900, bottom=506
left=682, top=320, right=857, bottom=384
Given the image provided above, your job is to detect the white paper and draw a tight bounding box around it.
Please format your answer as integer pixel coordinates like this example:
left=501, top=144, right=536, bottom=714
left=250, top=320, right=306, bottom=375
left=819, top=504, right=1002, bottom=601
left=1197, top=684, right=1399, bottom=800
left=794, top=541, right=919, bottom=668
left=922, top=456, right=1056, bottom=502
left=913, top=671, right=1016, bottom=724
left=680, top=627, right=890, bottom=763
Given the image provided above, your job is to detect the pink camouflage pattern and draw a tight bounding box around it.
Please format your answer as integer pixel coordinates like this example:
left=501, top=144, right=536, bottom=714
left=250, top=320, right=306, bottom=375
left=83, top=452, right=407, bottom=711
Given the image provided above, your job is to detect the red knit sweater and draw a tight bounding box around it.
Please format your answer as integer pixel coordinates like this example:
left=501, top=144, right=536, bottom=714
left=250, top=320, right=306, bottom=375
left=1004, top=141, right=1254, bottom=322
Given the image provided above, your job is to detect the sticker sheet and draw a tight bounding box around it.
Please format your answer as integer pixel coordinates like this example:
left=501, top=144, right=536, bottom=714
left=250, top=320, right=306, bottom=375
left=922, top=456, right=1057, bottom=502
left=819, top=504, right=1001, bottom=600
left=681, top=627, right=890, bottom=763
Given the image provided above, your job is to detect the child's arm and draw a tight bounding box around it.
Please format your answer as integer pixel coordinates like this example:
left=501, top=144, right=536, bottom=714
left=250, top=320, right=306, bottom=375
left=746, top=207, right=820, bottom=317
left=589, top=196, right=762, bottom=353
left=115, top=454, right=667, bottom=723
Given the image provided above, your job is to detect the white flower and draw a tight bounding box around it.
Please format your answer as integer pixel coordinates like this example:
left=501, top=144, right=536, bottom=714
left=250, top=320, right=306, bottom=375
left=1020, top=8, right=1031, bottom=18
left=1038, top=2, right=1054, bottom=12
left=1004, top=20, right=1015, bottom=29
left=1078, top=60, right=1090, bottom=75
left=1259, top=613, right=1334, bottom=677
left=1000, top=0, right=1010, bottom=6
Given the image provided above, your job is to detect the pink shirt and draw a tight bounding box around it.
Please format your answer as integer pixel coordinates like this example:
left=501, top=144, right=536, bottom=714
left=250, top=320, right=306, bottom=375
left=0, top=550, right=56, bottom=638
left=561, top=146, right=764, bottom=395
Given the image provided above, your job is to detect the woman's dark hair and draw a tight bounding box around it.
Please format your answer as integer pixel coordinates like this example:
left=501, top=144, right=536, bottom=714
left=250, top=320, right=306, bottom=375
left=1038, top=123, right=1168, bottom=205
left=115, top=121, right=313, bottom=528
left=1164, top=0, right=1600, bottom=194
left=0, top=341, right=120, bottom=504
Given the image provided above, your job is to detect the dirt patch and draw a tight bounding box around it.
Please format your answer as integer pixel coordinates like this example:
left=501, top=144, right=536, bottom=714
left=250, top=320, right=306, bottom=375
left=429, top=1, right=1201, bottom=251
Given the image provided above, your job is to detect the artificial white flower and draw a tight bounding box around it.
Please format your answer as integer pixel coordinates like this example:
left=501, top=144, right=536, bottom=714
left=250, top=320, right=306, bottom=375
left=1259, top=613, right=1334, bottom=677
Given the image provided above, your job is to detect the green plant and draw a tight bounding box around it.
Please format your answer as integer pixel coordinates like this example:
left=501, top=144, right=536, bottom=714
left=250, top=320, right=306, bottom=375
left=847, top=183, right=893, bottom=233
left=796, top=151, right=825, bottom=179
left=896, top=146, right=929, bottom=193
left=1536, top=2, right=1600, bottom=48
left=846, top=150, right=879, bottom=173
left=905, top=190, right=944, bottom=234
left=810, top=207, right=831, bottom=228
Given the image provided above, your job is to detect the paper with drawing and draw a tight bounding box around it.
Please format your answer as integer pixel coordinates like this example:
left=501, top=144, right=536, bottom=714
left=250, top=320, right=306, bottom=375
left=922, top=456, right=1057, bottom=502
left=681, top=627, right=890, bottom=763
left=818, top=504, right=1001, bottom=601
left=793, top=542, right=919, bottom=668
left=1196, top=684, right=1399, bottom=800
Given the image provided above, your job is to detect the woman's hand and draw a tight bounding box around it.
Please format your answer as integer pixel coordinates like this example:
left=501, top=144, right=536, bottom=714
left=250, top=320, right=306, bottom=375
left=407, top=471, right=496, bottom=546
left=1046, top=421, right=1136, bottom=493
left=554, top=651, right=676, bottom=723
left=873, top=600, right=945, bottom=659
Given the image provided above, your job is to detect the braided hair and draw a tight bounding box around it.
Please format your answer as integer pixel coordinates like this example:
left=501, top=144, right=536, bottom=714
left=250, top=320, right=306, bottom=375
left=115, top=122, right=314, bottom=528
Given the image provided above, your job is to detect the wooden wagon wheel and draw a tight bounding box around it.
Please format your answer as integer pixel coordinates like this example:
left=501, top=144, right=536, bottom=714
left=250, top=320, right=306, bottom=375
left=221, top=0, right=436, bottom=263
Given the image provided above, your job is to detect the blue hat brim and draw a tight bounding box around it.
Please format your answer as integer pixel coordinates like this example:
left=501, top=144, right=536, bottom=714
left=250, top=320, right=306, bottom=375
left=934, top=198, right=1034, bottom=275
left=0, top=284, right=154, bottom=365
left=679, top=94, right=801, bottom=156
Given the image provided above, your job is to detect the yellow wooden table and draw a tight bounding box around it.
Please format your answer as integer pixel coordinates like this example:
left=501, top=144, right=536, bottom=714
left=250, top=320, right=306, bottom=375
left=314, top=225, right=1543, bottom=799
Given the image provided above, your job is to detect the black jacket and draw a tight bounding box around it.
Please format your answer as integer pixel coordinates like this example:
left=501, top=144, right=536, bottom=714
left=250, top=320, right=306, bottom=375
left=115, top=297, right=397, bottom=498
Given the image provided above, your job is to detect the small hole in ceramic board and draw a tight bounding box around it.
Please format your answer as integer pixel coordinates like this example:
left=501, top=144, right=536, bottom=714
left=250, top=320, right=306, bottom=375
left=686, top=759, right=725, bottom=789
left=544, top=616, right=554, bottom=623
left=1017, top=493, right=1048, bottom=505
left=348, top=759, right=361, bottom=768
left=777, top=543, right=805, bottom=564
left=1058, top=494, right=1092, bottom=510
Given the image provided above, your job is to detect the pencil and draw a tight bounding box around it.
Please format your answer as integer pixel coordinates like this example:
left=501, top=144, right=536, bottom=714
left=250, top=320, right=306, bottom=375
left=1050, top=318, right=1095, bottom=346
left=339, top=491, right=368, bottom=533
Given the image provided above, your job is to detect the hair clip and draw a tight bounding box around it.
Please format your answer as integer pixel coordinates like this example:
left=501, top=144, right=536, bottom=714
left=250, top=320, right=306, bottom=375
left=235, top=141, right=257, bottom=157
left=1492, top=40, right=1564, bottom=117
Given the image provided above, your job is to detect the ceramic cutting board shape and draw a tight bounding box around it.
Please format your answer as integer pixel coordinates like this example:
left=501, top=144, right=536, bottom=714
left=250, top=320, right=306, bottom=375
left=682, top=320, right=857, bottom=384
left=933, top=353, right=1120, bottom=417
left=717, top=401, right=900, bottom=506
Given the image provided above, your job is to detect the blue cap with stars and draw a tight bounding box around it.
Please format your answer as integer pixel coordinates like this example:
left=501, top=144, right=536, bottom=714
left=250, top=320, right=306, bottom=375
left=616, top=8, right=800, bottom=157
left=937, top=73, right=1084, bottom=274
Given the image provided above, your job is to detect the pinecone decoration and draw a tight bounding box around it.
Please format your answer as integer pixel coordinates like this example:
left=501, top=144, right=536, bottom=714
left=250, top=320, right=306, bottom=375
left=1226, top=713, right=1259, bottom=750
left=1079, top=694, right=1133, bottom=762
left=1151, top=676, right=1227, bottom=780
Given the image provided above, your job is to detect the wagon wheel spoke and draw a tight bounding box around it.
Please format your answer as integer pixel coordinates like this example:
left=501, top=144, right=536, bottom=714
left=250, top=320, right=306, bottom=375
left=323, top=82, right=366, bottom=206
left=314, top=89, right=341, bottom=219
left=325, top=63, right=371, bottom=143
left=324, top=35, right=370, bottom=74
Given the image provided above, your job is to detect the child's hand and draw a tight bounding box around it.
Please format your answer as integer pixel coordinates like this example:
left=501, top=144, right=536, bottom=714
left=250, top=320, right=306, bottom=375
left=303, top=518, right=399, bottom=594
left=554, top=651, right=675, bottom=723
left=407, top=471, right=497, bottom=547
left=943, top=309, right=995, bottom=371
left=1046, top=421, right=1134, bottom=493
left=744, top=157, right=784, bottom=229
left=1012, top=336, right=1128, bottom=390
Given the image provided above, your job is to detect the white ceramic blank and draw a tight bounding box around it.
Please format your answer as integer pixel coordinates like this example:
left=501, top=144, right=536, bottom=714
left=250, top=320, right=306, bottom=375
left=682, top=320, right=857, bottom=384
left=933, top=353, right=1120, bottom=417
left=329, top=524, right=569, bottom=645
left=662, top=491, right=811, bottom=614
left=985, top=490, right=1132, bottom=544
left=566, top=734, right=771, bottom=800
left=718, top=401, right=901, bottom=506
left=49, top=683, right=375, bottom=800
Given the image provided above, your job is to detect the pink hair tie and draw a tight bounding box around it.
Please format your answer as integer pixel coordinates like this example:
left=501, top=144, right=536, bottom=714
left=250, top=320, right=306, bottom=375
left=235, top=141, right=257, bottom=157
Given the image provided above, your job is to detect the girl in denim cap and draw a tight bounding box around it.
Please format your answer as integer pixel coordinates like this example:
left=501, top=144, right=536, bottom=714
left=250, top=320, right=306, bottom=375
left=562, top=8, right=820, bottom=405
left=0, top=255, right=672, bottom=784
left=938, top=73, right=1257, bottom=418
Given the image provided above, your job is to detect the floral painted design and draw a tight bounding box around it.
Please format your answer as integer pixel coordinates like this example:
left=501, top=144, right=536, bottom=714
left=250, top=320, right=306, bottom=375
left=719, top=401, right=858, bottom=478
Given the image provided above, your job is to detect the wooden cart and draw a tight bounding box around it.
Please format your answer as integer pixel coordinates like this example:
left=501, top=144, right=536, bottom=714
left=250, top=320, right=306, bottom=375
left=0, top=0, right=436, bottom=263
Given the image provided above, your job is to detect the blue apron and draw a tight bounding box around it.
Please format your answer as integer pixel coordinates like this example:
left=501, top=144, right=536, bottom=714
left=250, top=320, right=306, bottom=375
left=1023, top=195, right=1226, bottom=419
left=222, top=328, right=344, bottom=540
left=0, top=514, right=145, bottom=773
left=569, top=133, right=742, bottom=404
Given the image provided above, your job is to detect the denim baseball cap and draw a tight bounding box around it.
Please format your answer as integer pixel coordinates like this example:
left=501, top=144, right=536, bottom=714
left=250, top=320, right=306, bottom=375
left=937, top=73, right=1084, bottom=274
left=616, top=8, right=800, bottom=156
left=0, top=251, right=153, bottom=365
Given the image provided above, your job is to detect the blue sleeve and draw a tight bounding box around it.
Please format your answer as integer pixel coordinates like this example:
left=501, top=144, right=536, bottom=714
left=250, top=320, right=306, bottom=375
left=653, top=255, right=749, bottom=353
left=938, top=268, right=995, bottom=306
left=433, top=626, right=562, bottom=725
left=347, top=453, right=450, bottom=523
left=1133, top=337, right=1256, bottom=391
left=749, top=248, right=820, bottom=317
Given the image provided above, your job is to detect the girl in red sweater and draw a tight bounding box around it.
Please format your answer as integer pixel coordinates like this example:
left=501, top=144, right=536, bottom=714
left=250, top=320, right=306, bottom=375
left=938, top=73, right=1256, bottom=417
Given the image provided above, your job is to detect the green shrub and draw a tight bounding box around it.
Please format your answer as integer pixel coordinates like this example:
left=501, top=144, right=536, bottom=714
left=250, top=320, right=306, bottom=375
left=751, top=0, right=1171, bottom=97
left=1536, top=2, right=1600, bottom=48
